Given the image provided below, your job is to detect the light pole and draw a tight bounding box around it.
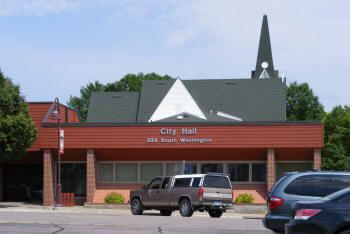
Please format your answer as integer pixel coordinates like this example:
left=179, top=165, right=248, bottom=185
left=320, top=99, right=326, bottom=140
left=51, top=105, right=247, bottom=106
left=52, top=97, right=62, bottom=207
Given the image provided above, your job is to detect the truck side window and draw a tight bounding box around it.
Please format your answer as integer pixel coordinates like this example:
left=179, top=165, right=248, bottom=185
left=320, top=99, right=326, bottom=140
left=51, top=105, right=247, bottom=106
left=147, top=177, right=162, bottom=189
left=161, top=177, right=170, bottom=189
left=192, top=177, right=201, bottom=187
left=174, top=178, right=192, bottom=187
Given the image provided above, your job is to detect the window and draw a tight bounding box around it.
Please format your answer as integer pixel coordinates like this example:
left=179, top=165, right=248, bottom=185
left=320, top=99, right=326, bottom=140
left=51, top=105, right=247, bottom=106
left=147, top=177, right=162, bottom=189
left=115, top=164, right=137, bottom=182
left=285, top=175, right=350, bottom=197
left=227, top=163, right=249, bottom=182
left=141, top=164, right=162, bottom=182
left=276, top=163, right=312, bottom=181
left=174, top=178, right=192, bottom=187
left=192, top=177, right=201, bottom=187
left=167, top=164, right=181, bottom=176
left=161, top=177, right=170, bottom=189
left=203, top=176, right=231, bottom=189
left=184, top=163, right=197, bottom=174
left=61, top=163, right=86, bottom=197
left=252, top=163, right=266, bottom=182
left=99, top=164, right=113, bottom=182
left=201, top=163, right=223, bottom=173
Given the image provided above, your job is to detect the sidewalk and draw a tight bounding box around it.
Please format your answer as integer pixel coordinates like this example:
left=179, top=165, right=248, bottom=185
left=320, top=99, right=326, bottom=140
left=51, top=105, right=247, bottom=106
left=0, top=202, right=266, bottom=219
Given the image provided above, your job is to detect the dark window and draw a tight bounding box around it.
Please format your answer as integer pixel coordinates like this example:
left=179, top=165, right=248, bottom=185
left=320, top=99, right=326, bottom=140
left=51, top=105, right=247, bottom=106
left=174, top=178, right=192, bottom=187
left=192, top=178, right=201, bottom=187
left=61, top=163, right=86, bottom=197
left=147, top=177, right=162, bottom=189
left=203, top=176, right=231, bottom=189
left=285, top=174, right=350, bottom=197
left=252, top=163, right=266, bottom=182
left=184, top=164, right=197, bottom=174
left=227, top=164, right=249, bottom=182
left=161, top=177, right=170, bottom=189
left=201, top=163, right=223, bottom=173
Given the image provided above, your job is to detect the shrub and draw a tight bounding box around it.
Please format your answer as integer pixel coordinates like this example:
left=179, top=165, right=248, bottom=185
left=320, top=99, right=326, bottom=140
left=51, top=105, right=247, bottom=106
left=104, top=192, right=124, bottom=204
left=235, top=194, right=254, bottom=204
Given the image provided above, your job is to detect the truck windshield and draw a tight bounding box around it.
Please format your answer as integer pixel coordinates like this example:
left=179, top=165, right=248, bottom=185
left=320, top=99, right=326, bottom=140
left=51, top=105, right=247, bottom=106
left=203, top=176, right=231, bottom=189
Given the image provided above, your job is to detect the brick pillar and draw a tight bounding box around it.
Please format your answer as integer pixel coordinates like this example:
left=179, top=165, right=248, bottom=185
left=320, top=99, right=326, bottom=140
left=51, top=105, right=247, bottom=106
left=267, top=148, right=276, bottom=193
left=313, top=148, right=321, bottom=171
left=0, top=164, right=3, bottom=201
left=86, top=149, right=96, bottom=204
left=43, top=149, right=55, bottom=206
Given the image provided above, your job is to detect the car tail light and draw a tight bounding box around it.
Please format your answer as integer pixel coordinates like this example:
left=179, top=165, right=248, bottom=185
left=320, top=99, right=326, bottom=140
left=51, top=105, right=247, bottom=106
left=232, top=190, right=234, bottom=198
left=269, top=196, right=284, bottom=210
left=199, top=187, right=204, bottom=197
left=294, top=209, right=321, bottom=220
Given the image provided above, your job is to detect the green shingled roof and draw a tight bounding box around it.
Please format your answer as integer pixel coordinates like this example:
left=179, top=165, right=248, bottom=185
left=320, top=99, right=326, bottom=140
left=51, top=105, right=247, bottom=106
left=86, top=92, right=140, bottom=122
left=86, top=78, right=286, bottom=123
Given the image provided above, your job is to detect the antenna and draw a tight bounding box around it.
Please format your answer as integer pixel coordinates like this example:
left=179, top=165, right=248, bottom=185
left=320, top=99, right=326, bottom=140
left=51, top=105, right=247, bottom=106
left=281, top=69, right=285, bottom=83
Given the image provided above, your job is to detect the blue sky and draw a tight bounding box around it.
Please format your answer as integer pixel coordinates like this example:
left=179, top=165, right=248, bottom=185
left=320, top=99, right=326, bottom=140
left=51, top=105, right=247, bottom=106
left=0, top=0, right=349, bottom=112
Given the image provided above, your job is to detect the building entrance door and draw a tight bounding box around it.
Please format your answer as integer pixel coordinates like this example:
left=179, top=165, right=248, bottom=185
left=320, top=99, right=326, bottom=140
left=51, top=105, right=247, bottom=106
left=59, top=163, right=86, bottom=198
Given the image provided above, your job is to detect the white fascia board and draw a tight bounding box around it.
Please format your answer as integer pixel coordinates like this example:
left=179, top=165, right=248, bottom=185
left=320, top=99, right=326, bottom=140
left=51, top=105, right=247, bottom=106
left=148, top=78, right=207, bottom=122
left=217, top=111, right=242, bottom=121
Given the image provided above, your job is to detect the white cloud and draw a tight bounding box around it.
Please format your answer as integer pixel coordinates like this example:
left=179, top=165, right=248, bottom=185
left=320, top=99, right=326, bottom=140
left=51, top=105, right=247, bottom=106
left=0, top=0, right=81, bottom=16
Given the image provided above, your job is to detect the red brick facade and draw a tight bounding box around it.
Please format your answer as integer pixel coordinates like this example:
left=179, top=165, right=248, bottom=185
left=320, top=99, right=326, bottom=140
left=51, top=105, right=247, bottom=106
left=43, top=149, right=55, bottom=206
left=267, top=148, right=275, bottom=193
left=86, top=149, right=96, bottom=204
left=313, top=148, right=322, bottom=170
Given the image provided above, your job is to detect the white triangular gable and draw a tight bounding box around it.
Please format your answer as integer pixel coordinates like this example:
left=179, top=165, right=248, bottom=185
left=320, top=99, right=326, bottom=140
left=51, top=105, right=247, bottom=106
left=259, top=69, right=270, bottom=78
left=148, top=78, right=207, bottom=122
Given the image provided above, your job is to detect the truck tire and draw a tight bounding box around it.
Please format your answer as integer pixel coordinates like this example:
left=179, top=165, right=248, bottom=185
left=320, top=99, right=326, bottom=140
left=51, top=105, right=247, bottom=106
left=131, top=198, right=143, bottom=215
left=179, top=199, right=194, bottom=217
left=160, top=210, right=172, bottom=216
left=208, top=209, right=222, bottom=218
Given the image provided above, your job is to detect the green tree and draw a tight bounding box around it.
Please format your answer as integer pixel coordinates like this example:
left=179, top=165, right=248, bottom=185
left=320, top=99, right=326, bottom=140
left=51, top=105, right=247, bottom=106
left=67, top=81, right=105, bottom=121
left=286, top=81, right=326, bottom=121
left=0, top=70, right=37, bottom=160
left=321, top=105, right=350, bottom=170
left=68, top=73, right=174, bottom=121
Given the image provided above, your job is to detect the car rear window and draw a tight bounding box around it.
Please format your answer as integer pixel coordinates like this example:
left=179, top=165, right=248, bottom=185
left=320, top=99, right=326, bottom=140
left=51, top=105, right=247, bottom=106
left=192, top=177, right=201, bottom=187
left=174, top=178, right=192, bottom=187
left=203, top=175, right=231, bottom=189
left=284, top=174, right=350, bottom=197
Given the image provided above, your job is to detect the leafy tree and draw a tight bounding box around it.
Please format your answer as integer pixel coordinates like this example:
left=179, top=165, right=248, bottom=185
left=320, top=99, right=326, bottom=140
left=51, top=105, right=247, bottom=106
left=0, top=70, right=37, bottom=160
left=286, top=81, right=326, bottom=121
left=67, top=81, right=104, bottom=121
left=68, top=73, right=174, bottom=121
left=321, top=105, right=350, bottom=170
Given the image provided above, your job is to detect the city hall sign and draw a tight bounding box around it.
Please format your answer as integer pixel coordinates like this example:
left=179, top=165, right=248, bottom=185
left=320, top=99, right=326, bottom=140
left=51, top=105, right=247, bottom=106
left=146, top=128, right=213, bottom=144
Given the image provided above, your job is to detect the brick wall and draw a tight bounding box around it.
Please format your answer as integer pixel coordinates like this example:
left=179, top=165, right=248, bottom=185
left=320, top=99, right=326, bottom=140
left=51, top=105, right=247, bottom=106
left=232, top=184, right=267, bottom=204
left=86, top=149, right=96, bottom=203
left=313, top=148, right=321, bottom=170
left=267, top=148, right=275, bottom=193
left=43, top=149, right=55, bottom=206
left=92, top=183, right=266, bottom=204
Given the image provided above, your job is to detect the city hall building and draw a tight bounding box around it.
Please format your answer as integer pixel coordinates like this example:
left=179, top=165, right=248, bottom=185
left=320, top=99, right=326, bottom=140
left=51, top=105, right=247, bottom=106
left=0, top=15, right=323, bottom=205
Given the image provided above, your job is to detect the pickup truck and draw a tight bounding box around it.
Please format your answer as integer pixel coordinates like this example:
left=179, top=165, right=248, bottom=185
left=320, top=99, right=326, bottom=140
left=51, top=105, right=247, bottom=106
left=129, top=173, right=234, bottom=218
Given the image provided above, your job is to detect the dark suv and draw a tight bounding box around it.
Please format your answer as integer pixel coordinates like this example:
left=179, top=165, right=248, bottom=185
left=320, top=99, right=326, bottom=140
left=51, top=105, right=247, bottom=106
left=263, top=171, right=350, bottom=232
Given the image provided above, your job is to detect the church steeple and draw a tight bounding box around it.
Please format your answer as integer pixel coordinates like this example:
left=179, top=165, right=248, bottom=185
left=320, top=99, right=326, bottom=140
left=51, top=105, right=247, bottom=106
left=252, top=15, right=278, bottom=79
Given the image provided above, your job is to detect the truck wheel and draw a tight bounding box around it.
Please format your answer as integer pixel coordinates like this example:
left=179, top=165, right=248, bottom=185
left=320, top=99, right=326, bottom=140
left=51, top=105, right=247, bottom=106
left=208, top=209, right=222, bottom=218
left=160, top=210, right=172, bottom=216
left=179, top=199, right=193, bottom=217
left=131, top=198, right=143, bottom=215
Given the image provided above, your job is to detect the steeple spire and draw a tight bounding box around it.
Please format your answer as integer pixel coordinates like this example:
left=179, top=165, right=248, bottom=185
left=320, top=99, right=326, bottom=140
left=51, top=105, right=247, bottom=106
left=252, top=15, right=278, bottom=79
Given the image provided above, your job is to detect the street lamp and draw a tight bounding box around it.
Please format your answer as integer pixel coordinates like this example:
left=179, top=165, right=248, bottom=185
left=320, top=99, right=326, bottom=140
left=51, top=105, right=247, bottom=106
left=51, top=97, right=62, bottom=207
